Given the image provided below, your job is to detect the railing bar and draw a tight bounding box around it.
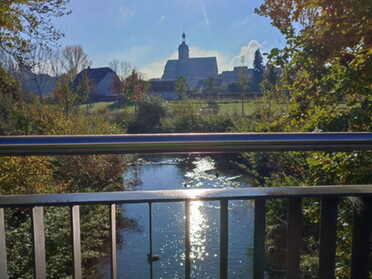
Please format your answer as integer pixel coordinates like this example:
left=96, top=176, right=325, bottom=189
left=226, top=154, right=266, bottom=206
left=253, top=199, right=266, bottom=279
left=220, top=199, right=228, bottom=279
left=318, top=197, right=338, bottom=279
left=351, top=197, right=372, bottom=279
left=149, top=203, right=153, bottom=279
left=1, top=132, right=371, bottom=156
left=110, top=204, right=117, bottom=279
left=1, top=185, right=371, bottom=208
left=185, top=200, right=191, bottom=279
left=0, top=208, right=8, bottom=279
left=32, top=206, right=46, bottom=279
left=71, top=205, right=82, bottom=279
left=286, top=198, right=302, bottom=279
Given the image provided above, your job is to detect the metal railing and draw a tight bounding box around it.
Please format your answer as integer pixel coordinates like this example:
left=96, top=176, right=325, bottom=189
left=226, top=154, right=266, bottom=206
left=0, top=133, right=371, bottom=279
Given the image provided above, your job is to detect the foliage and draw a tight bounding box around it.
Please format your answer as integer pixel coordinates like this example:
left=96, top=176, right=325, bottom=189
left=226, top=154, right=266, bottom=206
left=0, top=0, right=70, bottom=64
left=123, top=69, right=149, bottom=104
left=76, top=70, right=94, bottom=104
left=251, top=49, right=264, bottom=92
left=52, top=72, right=76, bottom=115
left=227, top=1, right=372, bottom=277
left=205, top=76, right=215, bottom=92
left=129, top=95, right=168, bottom=132
left=175, top=76, right=187, bottom=99
left=256, top=0, right=371, bottom=132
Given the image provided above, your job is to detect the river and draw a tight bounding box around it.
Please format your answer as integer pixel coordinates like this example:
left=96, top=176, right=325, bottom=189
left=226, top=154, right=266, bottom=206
left=101, top=154, right=255, bottom=279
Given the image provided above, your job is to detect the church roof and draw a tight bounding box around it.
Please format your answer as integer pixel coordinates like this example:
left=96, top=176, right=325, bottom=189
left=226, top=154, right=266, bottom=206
left=188, top=57, right=218, bottom=75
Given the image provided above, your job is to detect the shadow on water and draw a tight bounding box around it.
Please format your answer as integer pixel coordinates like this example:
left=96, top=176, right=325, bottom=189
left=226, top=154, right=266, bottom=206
left=100, top=154, right=255, bottom=279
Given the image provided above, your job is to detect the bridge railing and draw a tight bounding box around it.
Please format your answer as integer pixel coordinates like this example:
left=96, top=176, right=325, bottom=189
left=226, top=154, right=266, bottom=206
left=0, top=133, right=371, bottom=279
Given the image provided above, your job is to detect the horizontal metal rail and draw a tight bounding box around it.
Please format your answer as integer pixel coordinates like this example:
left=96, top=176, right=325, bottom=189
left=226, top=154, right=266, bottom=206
left=0, top=132, right=371, bottom=156
left=0, top=185, right=371, bottom=208
left=1, top=186, right=371, bottom=279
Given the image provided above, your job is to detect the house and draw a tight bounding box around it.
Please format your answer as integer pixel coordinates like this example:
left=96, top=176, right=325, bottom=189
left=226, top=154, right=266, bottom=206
left=74, top=67, right=120, bottom=101
left=149, top=80, right=180, bottom=100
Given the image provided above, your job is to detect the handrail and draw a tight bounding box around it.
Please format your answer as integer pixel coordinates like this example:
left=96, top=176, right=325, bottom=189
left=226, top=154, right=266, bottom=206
left=0, top=185, right=371, bottom=208
left=0, top=132, right=371, bottom=156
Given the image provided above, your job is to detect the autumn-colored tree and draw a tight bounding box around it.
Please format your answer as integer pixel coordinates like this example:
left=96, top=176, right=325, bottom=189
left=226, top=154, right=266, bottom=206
left=0, top=0, right=70, bottom=64
left=124, top=69, right=149, bottom=113
left=256, top=0, right=371, bottom=132
left=52, top=72, right=76, bottom=115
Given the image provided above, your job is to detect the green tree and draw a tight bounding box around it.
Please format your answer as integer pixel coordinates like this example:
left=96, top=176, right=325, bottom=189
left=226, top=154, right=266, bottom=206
left=175, top=76, right=187, bottom=99
left=256, top=0, right=371, bottom=132
left=124, top=69, right=149, bottom=113
left=52, top=72, right=76, bottom=115
left=252, top=49, right=264, bottom=92
left=76, top=70, right=94, bottom=106
left=0, top=0, right=70, bottom=64
left=205, top=76, right=215, bottom=93
left=238, top=67, right=249, bottom=115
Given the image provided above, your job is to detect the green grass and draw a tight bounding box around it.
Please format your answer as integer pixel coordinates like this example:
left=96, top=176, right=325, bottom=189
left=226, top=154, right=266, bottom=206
left=82, top=99, right=259, bottom=116
left=81, top=102, right=135, bottom=113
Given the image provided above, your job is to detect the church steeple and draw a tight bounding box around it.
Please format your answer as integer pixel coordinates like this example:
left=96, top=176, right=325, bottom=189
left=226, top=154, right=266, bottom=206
left=178, top=32, right=189, bottom=61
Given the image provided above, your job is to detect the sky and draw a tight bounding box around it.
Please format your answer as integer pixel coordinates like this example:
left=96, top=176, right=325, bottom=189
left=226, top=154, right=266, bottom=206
left=53, top=0, right=285, bottom=79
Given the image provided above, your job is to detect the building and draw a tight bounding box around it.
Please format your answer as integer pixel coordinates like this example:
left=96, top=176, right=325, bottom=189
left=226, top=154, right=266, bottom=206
left=74, top=67, right=120, bottom=101
left=149, top=80, right=178, bottom=100
left=162, top=33, right=218, bottom=88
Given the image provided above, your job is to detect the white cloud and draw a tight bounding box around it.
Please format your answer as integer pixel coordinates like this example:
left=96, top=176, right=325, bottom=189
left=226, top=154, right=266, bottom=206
left=230, top=40, right=263, bottom=68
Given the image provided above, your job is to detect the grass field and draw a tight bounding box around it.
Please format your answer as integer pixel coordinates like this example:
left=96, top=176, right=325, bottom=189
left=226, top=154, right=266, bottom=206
left=82, top=99, right=260, bottom=116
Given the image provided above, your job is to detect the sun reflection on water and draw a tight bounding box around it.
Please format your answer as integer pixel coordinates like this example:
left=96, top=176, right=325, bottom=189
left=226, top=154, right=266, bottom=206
left=190, top=201, right=208, bottom=261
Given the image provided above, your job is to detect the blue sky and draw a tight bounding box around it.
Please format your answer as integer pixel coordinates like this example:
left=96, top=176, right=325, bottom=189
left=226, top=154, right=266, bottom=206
left=53, top=0, right=285, bottom=79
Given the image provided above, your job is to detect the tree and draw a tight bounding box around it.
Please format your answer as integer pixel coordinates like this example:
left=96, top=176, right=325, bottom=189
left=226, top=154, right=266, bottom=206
left=52, top=72, right=76, bottom=115
left=0, top=0, right=70, bottom=64
left=238, top=66, right=249, bottom=115
left=26, top=45, right=53, bottom=98
left=205, top=76, right=215, bottom=93
left=61, top=45, right=91, bottom=77
left=175, top=76, right=187, bottom=99
left=256, top=0, right=371, bottom=132
left=76, top=70, right=95, bottom=106
left=124, top=70, right=149, bottom=113
left=108, top=60, right=132, bottom=96
left=108, top=59, right=132, bottom=82
left=252, top=49, right=264, bottom=92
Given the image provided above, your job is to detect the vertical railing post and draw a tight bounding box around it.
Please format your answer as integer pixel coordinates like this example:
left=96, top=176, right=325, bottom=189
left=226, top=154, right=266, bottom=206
left=318, top=197, right=338, bottom=279
left=148, top=202, right=154, bottom=279
left=253, top=199, right=266, bottom=279
left=0, top=208, right=8, bottom=279
left=185, top=200, right=191, bottom=279
left=71, top=205, right=82, bottom=279
left=110, top=204, right=117, bottom=279
left=220, top=199, right=228, bottom=279
left=32, top=206, right=46, bottom=279
left=351, top=197, right=372, bottom=279
left=286, top=198, right=302, bottom=279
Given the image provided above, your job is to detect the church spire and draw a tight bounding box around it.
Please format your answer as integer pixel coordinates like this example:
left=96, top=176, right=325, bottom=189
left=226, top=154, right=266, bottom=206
left=178, top=31, right=189, bottom=61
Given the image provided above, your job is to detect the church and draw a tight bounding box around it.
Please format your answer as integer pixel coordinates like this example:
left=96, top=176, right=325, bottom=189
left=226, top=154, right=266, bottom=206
left=161, top=33, right=218, bottom=87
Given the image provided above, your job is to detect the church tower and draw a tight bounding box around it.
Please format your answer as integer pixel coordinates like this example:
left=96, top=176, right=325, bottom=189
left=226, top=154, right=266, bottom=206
left=177, top=32, right=189, bottom=78
left=178, top=32, right=189, bottom=60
